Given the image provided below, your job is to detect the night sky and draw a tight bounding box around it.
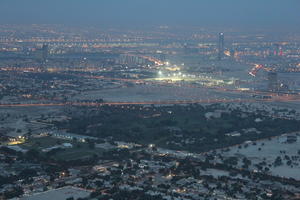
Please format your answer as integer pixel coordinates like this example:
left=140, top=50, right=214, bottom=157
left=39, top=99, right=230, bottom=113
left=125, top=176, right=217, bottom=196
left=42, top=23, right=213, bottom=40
left=0, top=0, right=299, bottom=29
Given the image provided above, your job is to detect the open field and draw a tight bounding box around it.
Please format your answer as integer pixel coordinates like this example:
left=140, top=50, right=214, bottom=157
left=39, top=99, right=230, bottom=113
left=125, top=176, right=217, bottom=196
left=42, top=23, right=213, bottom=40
left=19, top=136, right=104, bottom=161
left=217, top=132, right=300, bottom=180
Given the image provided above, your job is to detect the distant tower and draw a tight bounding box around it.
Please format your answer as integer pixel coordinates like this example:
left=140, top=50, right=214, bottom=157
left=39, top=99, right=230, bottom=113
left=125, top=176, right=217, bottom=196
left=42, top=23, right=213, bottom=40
left=42, top=44, right=49, bottom=62
left=218, top=33, right=224, bottom=60
left=273, top=44, right=280, bottom=56
left=268, top=72, right=278, bottom=92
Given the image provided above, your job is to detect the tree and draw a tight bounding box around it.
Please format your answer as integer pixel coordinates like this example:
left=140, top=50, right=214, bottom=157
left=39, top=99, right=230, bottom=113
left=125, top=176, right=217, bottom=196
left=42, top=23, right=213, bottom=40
left=26, top=149, right=40, bottom=161
left=4, top=187, right=23, bottom=199
left=274, top=156, right=282, bottom=167
left=88, top=140, right=95, bottom=149
left=19, top=169, right=37, bottom=179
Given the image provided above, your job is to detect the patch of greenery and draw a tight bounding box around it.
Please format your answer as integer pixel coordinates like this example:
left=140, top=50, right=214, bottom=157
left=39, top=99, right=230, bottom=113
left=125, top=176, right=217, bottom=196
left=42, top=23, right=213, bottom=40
left=57, top=104, right=300, bottom=153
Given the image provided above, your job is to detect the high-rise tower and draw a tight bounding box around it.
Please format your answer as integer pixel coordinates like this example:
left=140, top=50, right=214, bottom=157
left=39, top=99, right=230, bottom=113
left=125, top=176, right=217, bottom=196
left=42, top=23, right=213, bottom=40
left=218, top=32, right=224, bottom=60
left=268, top=72, right=278, bottom=92
left=42, top=44, right=48, bottom=62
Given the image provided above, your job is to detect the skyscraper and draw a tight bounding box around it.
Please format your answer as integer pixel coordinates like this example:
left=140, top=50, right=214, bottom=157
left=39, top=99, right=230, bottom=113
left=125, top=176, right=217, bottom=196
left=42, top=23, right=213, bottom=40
left=218, top=32, right=224, bottom=60
left=42, top=44, right=49, bottom=62
left=268, top=72, right=278, bottom=92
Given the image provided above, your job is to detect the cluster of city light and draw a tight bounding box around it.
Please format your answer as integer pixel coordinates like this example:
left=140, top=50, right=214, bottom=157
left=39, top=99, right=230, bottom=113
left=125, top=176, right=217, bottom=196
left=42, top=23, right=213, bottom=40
left=156, top=69, right=236, bottom=87
left=129, top=57, right=239, bottom=87
left=157, top=70, right=195, bottom=81
left=8, top=136, right=26, bottom=145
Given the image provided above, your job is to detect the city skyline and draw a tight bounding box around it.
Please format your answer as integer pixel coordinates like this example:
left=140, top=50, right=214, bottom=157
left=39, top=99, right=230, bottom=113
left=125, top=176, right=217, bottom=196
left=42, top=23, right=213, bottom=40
left=1, top=1, right=300, bottom=199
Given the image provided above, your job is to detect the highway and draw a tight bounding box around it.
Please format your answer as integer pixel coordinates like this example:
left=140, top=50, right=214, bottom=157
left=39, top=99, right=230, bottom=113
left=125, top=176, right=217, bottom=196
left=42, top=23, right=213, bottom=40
left=1, top=97, right=300, bottom=108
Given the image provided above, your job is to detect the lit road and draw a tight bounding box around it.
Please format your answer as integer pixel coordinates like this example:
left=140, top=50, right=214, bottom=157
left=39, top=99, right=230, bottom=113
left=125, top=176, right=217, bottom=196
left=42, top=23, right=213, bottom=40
left=1, top=97, right=300, bottom=108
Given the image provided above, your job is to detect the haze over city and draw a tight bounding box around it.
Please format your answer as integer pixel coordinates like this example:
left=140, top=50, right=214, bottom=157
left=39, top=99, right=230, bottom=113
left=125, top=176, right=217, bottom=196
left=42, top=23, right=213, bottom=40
left=0, top=1, right=300, bottom=200
left=0, top=0, right=300, bottom=29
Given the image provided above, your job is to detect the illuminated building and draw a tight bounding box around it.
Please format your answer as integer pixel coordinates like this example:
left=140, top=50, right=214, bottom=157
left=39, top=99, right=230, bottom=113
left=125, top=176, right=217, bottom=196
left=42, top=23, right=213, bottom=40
left=218, top=32, right=224, bottom=60
left=272, top=43, right=284, bottom=57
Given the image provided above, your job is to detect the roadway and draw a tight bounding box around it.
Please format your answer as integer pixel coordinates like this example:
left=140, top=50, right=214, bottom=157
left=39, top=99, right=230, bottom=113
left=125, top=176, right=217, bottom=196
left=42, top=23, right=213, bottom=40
left=1, top=97, right=300, bottom=108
